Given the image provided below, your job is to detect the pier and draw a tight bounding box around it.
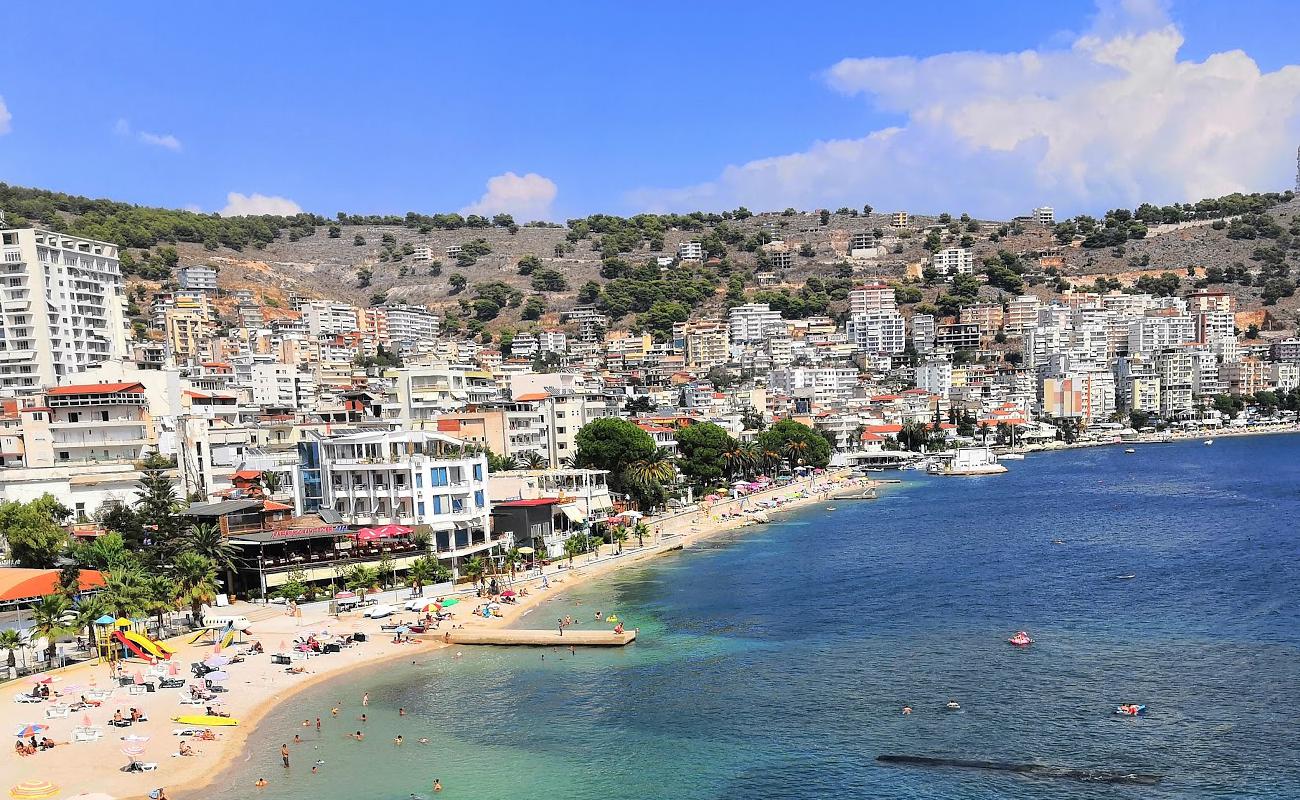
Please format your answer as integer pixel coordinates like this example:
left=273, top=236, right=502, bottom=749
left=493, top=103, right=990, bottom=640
left=428, top=628, right=638, bottom=647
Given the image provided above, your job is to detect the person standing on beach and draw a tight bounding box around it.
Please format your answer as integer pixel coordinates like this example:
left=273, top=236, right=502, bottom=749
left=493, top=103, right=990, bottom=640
left=281, top=743, right=290, bottom=768
left=557, top=618, right=563, bottom=637
left=362, top=692, right=369, bottom=706
left=316, top=717, right=321, bottom=733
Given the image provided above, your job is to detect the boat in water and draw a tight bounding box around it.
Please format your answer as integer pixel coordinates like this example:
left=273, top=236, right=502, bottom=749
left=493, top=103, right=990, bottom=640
left=1008, top=630, right=1033, bottom=647
left=1124, top=448, right=1136, bottom=454
left=930, top=448, right=1008, bottom=476
left=1204, top=439, right=1214, bottom=445
left=1114, top=704, right=1147, bottom=716
left=999, top=453, right=1025, bottom=461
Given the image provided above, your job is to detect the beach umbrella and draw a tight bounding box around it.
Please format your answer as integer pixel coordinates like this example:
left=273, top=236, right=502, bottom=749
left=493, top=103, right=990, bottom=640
left=133, top=671, right=145, bottom=685
left=206, top=671, right=229, bottom=682
left=439, top=597, right=460, bottom=608
left=121, top=734, right=150, bottom=743
left=120, top=743, right=146, bottom=757
left=36, top=677, right=52, bottom=684
left=168, top=661, right=180, bottom=677
left=517, top=546, right=534, bottom=555
left=374, top=524, right=412, bottom=537
left=419, top=603, right=439, bottom=612
left=8, top=780, right=59, bottom=799
left=394, top=626, right=409, bottom=634
left=334, top=591, right=357, bottom=600
left=204, top=655, right=229, bottom=668
left=500, top=590, right=516, bottom=597
left=14, top=723, right=47, bottom=738
left=82, top=714, right=93, bottom=727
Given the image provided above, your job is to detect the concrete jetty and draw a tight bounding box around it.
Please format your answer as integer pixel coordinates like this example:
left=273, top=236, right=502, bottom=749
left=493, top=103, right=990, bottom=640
left=430, top=628, right=637, bottom=647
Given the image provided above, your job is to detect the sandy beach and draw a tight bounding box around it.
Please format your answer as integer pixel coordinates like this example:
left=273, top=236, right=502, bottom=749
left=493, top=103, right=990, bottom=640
left=1, top=471, right=858, bottom=800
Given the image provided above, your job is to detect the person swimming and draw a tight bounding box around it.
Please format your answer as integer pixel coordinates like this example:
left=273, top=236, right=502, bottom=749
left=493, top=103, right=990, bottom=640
left=945, top=700, right=961, bottom=710
left=254, top=778, right=268, bottom=788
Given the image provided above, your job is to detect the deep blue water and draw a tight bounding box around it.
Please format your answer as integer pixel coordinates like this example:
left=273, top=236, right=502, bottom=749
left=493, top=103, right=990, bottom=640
left=209, top=435, right=1300, bottom=800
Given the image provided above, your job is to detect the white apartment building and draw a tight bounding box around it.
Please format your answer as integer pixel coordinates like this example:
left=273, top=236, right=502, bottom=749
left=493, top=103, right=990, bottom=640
left=769, top=366, right=859, bottom=403
left=384, top=364, right=500, bottom=420
left=302, top=301, right=361, bottom=337
left=411, top=245, right=433, bottom=261
left=728, top=303, right=784, bottom=343
left=247, top=362, right=309, bottom=407
left=916, top=360, right=954, bottom=397
left=0, top=228, right=127, bottom=392
left=1195, top=310, right=1238, bottom=362
left=1032, top=206, right=1055, bottom=226
left=177, top=264, right=218, bottom=292
left=318, top=430, right=493, bottom=553
left=911, top=314, right=936, bottom=355
left=537, top=330, right=567, bottom=354
left=846, top=311, right=906, bottom=355
left=932, top=247, right=974, bottom=277
left=1155, top=348, right=1195, bottom=419
left=381, top=304, right=440, bottom=347
left=848, top=283, right=897, bottom=315
left=1006, top=295, right=1041, bottom=334
left=1128, top=313, right=1196, bottom=356
left=1190, top=348, right=1224, bottom=397
left=677, top=241, right=704, bottom=261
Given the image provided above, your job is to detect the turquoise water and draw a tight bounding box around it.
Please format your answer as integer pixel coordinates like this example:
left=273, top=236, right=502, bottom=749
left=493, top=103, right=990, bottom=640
left=207, top=435, right=1300, bottom=799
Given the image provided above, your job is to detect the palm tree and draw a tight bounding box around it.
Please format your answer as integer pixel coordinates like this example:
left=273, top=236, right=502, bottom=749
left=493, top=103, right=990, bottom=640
left=406, top=556, right=435, bottom=595
left=261, top=471, right=284, bottom=497
left=183, top=522, right=239, bottom=575
left=562, top=534, right=585, bottom=567
left=170, top=552, right=218, bottom=626
left=73, top=595, right=111, bottom=657
left=345, top=565, right=378, bottom=596
left=462, top=556, right=486, bottom=591
left=558, top=454, right=577, bottom=468
left=632, top=521, right=650, bottom=548
left=610, top=525, right=629, bottom=555
left=519, top=451, right=547, bottom=470
left=101, top=566, right=149, bottom=619
left=721, top=443, right=750, bottom=480
left=0, top=628, right=24, bottom=674
left=502, top=547, right=522, bottom=579
left=627, top=447, right=676, bottom=487
left=784, top=439, right=810, bottom=469
left=144, top=575, right=178, bottom=637
left=71, top=531, right=132, bottom=571
left=30, top=594, right=73, bottom=662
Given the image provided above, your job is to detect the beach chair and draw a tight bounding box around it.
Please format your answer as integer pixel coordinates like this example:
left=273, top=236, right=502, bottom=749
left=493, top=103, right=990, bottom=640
left=13, top=693, right=42, bottom=704
left=44, top=704, right=71, bottom=718
left=86, top=688, right=113, bottom=701
left=71, top=726, right=103, bottom=742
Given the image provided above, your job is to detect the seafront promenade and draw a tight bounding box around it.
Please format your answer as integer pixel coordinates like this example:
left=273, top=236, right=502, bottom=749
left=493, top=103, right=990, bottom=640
left=1, top=471, right=855, bottom=800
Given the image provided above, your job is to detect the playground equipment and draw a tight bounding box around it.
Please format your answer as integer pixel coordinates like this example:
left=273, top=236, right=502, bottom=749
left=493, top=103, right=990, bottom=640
left=111, top=630, right=174, bottom=661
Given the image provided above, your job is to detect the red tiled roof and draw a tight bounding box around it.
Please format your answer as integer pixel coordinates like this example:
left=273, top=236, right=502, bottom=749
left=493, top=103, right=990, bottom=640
left=870, top=394, right=902, bottom=402
left=866, top=424, right=903, bottom=434
left=436, top=419, right=462, bottom=432
left=47, top=382, right=144, bottom=396
left=233, top=470, right=263, bottom=480
left=514, top=392, right=550, bottom=402
left=262, top=501, right=293, bottom=512
left=860, top=432, right=884, bottom=441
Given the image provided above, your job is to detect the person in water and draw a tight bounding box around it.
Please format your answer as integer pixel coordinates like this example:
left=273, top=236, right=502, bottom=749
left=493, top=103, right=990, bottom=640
left=254, top=778, right=268, bottom=788
left=433, top=779, right=443, bottom=792
left=902, top=705, right=913, bottom=715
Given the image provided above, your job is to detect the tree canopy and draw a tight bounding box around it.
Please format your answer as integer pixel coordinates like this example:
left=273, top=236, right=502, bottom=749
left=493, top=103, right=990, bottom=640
left=674, top=423, right=736, bottom=489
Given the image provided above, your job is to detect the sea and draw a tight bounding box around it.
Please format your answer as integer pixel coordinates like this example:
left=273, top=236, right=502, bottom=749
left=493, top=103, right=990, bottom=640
left=207, top=434, right=1300, bottom=800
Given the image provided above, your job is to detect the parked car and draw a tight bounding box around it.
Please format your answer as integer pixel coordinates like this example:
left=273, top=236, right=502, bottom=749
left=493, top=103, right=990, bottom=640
left=364, top=604, right=395, bottom=619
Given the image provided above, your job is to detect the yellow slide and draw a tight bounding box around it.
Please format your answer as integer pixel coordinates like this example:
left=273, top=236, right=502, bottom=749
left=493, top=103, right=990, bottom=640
left=187, top=629, right=209, bottom=645
left=122, top=630, right=173, bottom=659
left=220, top=630, right=236, bottom=649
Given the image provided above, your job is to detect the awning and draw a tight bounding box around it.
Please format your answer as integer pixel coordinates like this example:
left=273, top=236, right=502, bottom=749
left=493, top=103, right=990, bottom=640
left=559, top=504, right=586, bottom=524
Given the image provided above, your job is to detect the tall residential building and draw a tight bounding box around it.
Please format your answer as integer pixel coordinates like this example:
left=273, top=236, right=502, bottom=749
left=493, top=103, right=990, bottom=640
left=0, top=228, right=127, bottom=391
left=848, top=283, right=897, bottom=315
left=685, top=322, right=730, bottom=369
left=1032, top=206, right=1055, bottom=226
left=302, top=301, right=362, bottom=337
left=932, top=247, right=974, bottom=277
left=728, top=303, right=784, bottom=343
left=911, top=314, right=936, bottom=355
left=677, top=241, right=704, bottom=261
left=380, top=304, right=440, bottom=347
left=846, top=311, right=906, bottom=355
left=177, top=264, right=218, bottom=292
left=1006, top=295, right=1041, bottom=334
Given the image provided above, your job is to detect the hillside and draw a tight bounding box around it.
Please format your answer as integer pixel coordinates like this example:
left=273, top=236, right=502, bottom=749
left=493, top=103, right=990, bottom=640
left=3, top=183, right=1298, bottom=336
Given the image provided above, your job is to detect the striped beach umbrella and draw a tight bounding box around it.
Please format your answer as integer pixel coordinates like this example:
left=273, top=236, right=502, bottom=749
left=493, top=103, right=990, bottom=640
left=9, top=780, right=59, bottom=799
left=14, top=723, right=47, bottom=738
left=120, top=743, right=146, bottom=757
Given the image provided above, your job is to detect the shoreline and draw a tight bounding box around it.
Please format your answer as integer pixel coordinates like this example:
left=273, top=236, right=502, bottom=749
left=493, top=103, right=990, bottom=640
left=33, top=470, right=854, bottom=800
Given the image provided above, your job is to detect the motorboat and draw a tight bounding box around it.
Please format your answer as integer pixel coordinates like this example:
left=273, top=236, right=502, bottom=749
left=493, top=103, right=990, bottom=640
left=999, top=453, right=1025, bottom=461
left=829, top=485, right=879, bottom=500
left=1203, top=439, right=1214, bottom=445
left=1114, top=704, right=1146, bottom=716
left=1007, top=630, right=1033, bottom=647
left=1124, top=448, right=1136, bottom=454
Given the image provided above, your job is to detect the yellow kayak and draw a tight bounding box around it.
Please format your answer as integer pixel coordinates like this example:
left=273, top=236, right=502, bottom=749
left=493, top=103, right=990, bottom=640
left=172, top=715, right=238, bottom=727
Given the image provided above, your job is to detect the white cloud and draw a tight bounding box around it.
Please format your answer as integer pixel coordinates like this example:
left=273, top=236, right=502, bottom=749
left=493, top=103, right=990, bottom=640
left=461, top=172, right=558, bottom=220
left=629, top=0, right=1300, bottom=217
left=114, top=118, right=182, bottom=151
left=0, top=96, right=10, bottom=134
left=219, top=192, right=303, bottom=217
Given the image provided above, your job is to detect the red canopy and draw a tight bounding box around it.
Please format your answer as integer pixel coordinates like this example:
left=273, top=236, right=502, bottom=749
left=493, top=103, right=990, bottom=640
left=351, top=524, right=412, bottom=541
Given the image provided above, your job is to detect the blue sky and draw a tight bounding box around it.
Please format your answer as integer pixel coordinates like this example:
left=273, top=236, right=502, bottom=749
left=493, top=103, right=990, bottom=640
left=2, top=1, right=1299, bottom=220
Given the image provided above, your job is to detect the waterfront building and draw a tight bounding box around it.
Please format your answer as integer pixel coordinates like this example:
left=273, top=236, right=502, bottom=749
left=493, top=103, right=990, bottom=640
left=0, top=228, right=127, bottom=391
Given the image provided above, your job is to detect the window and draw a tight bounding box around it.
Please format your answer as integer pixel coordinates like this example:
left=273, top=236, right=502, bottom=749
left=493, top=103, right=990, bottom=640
left=68, top=412, right=80, bottom=423
left=431, top=467, right=448, bottom=486
left=58, top=451, right=69, bottom=461
left=417, top=501, right=425, bottom=517
left=100, top=410, right=109, bottom=422
left=472, top=463, right=483, bottom=481
left=415, top=473, right=423, bottom=489
left=474, top=490, right=485, bottom=508
left=432, top=496, right=443, bottom=514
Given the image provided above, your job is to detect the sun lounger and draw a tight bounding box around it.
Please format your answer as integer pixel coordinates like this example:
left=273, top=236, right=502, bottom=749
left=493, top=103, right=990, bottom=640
left=86, top=689, right=113, bottom=701
left=13, top=693, right=43, bottom=703
left=44, top=704, right=71, bottom=718
left=72, top=726, right=103, bottom=742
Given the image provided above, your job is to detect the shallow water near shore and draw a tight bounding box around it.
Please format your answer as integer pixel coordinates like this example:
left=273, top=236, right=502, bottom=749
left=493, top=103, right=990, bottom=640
left=208, top=434, right=1300, bottom=799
